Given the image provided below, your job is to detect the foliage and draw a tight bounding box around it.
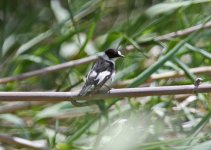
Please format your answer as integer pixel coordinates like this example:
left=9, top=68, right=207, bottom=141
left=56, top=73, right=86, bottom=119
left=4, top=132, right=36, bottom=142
left=0, top=0, right=211, bottom=149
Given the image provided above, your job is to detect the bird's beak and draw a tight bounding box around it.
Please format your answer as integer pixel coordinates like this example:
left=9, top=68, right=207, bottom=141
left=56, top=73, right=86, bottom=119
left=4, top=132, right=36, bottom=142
left=118, top=51, right=125, bottom=57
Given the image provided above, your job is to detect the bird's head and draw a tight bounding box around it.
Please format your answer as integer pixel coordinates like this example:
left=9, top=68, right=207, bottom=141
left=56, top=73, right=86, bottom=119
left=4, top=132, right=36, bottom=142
left=105, top=49, right=124, bottom=59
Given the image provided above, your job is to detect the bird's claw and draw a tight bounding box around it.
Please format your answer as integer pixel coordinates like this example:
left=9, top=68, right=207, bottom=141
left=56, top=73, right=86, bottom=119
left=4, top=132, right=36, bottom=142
left=193, top=78, right=203, bottom=94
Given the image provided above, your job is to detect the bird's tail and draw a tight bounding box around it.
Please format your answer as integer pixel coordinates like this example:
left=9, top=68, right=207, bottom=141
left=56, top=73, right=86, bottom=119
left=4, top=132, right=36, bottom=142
left=78, top=84, right=93, bottom=96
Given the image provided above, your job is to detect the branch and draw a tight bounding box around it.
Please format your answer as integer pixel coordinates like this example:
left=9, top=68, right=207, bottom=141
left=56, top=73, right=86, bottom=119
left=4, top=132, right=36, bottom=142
left=0, top=84, right=210, bottom=102
left=150, top=66, right=211, bottom=81
left=0, top=21, right=211, bottom=84
left=0, top=55, right=98, bottom=84
left=154, top=21, right=211, bottom=41
left=0, top=134, right=47, bottom=150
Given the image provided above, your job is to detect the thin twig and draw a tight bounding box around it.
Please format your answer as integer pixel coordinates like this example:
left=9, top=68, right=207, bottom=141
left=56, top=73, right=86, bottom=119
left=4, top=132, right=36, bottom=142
left=0, top=134, right=47, bottom=150
left=0, top=21, right=211, bottom=84
left=154, top=21, right=211, bottom=41
left=0, top=55, right=97, bottom=84
left=150, top=66, right=211, bottom=81
left=0, top=84, right=210, bottom=102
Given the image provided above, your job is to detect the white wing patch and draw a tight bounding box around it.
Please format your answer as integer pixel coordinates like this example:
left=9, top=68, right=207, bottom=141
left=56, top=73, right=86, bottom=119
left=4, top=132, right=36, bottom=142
left=88, top=70, right=97, bottom=79
left=96, top=71, right=111, bottom=84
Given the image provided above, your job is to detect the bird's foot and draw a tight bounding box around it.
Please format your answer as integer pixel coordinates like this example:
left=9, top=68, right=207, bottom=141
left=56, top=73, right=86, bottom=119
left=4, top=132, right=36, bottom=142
left=104, top=84, right=111, bottom=90
left=193, top=78, right=203, bottom=93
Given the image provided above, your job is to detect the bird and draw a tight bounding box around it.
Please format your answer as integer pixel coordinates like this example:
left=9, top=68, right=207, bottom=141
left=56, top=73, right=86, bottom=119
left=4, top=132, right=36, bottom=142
left=78, top=48, right=124, bottom=96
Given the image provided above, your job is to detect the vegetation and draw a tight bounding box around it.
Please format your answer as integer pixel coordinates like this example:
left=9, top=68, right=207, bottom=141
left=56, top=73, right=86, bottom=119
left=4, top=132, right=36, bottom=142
left=0, top=0, right=211, bottom=149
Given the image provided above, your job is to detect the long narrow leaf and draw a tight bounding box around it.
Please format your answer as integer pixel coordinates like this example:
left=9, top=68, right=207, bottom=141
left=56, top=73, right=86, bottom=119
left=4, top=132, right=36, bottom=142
left=187, top=111, right=211, bottom=145
left=186, top=43, right=211, bottom=59
left=129, top=32, right=198, bottom=87
left=173, top=57, right=196, bottom=82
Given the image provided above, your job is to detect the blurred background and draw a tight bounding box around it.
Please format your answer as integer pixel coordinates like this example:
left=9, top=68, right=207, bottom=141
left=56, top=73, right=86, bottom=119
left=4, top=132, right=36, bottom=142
left=0, top=0, right=211, bottom=149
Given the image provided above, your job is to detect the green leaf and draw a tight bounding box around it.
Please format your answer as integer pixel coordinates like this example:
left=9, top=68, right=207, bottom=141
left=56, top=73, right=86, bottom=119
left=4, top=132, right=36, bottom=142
left=114, top=64, right=139, bottom=82
left=173, top=57, right=196, bottom=82
left=146, top=0, right=211, bottom=18
left=17, top=54, right=52, bottom=66
left=0, top=114, right=25, bottom=127
left=129, top=32, right=198, bottom=87
left=35, top=102, right=96, bottom=121
left=51, top=0, right=69, bottom=23
left=138, top=137, right=195, bottom=149
left=181, top=110, right=211, bottom=147
left=189, top=111, right=211, bottom=139
left=123, top=34, right=146, bottom=55
left=186, top=43, right=211, bottom=59
left=101, top=32, right=123, bottom=50
left=79, top=9, right=100, bottom=54
left=67, top=100, right=118, bottom=143
left=15, top=30, right=53, bottom=56
left=56, top=143, right=72, bottom=150
left=35, top=102, right=72, bottom=121
left=2, top=34, right=16, bottom=56
left=192, top=141, right=211, bottom=150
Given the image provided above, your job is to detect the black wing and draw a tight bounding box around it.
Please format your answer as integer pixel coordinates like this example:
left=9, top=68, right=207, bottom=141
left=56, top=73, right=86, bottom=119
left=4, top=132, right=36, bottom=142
left=78, top=57, right=114, bottom=96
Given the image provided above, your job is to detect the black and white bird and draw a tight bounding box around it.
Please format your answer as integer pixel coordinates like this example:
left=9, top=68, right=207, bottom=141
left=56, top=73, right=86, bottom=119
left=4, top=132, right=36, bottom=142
left=78, top=49, right=124, bottom=96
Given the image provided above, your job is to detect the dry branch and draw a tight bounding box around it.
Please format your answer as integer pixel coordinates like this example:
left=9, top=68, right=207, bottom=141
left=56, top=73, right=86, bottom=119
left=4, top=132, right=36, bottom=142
left=0, top=21, right=211, bottom=84
left=0, top=55, right=97, bottom=84
left=154, top=21, right=211, bottom=41
left=150, top=66, right=211, bottom=81
left=0, top=84, right=210, bottom=102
